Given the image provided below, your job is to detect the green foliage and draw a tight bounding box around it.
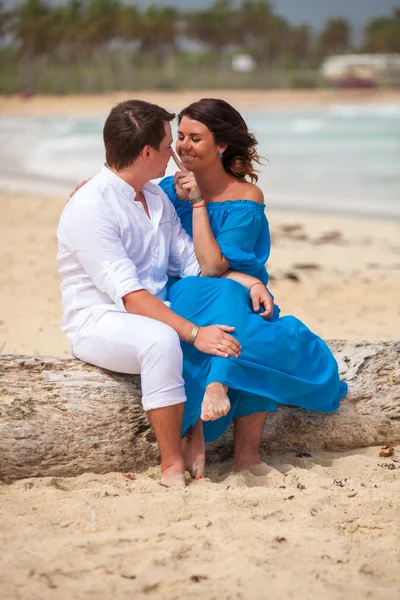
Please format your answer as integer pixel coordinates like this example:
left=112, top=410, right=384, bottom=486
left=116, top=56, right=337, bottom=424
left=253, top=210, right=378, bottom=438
left=364, top=10, right=400, bottom=53
left=316, top=17, right=350, bottom=58
left=185, top=0, right=239, bottom=54
left=1, top=1, right=399, bottom=93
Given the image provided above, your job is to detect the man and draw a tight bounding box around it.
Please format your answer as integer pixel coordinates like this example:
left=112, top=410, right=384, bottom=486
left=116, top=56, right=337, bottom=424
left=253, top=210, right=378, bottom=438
left=57, top=99, right=243, bottom=486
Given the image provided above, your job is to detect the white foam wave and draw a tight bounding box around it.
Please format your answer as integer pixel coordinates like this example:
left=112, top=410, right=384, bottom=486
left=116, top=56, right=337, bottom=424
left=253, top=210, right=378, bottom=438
left=328, top=103, right=400, bottom=119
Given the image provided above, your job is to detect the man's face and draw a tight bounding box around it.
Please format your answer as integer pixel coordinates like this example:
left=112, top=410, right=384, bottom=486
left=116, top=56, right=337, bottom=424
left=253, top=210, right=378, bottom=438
left=151, top=121, right=173, bottom=178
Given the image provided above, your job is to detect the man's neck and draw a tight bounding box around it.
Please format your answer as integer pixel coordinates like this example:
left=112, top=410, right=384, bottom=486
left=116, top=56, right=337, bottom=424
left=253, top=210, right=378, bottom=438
left=108, top=164, right=148, bottom=194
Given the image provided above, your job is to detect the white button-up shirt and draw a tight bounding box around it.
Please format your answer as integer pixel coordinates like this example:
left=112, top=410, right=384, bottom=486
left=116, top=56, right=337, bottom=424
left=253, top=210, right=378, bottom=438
left=57, top=166, right=199, bottom=343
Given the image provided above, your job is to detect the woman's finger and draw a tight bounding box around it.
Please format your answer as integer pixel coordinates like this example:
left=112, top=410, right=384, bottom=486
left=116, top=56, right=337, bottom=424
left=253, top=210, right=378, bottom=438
left=179, top=175, right=196, bottom=187
left=172, top=150, right=189, bottom=173
left=252, top=297, right=260, bottom=312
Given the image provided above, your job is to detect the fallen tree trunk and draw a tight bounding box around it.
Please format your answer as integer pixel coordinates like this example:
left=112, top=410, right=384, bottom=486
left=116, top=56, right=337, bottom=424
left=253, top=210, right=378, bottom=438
left=0, top=340, right=399, bottom=480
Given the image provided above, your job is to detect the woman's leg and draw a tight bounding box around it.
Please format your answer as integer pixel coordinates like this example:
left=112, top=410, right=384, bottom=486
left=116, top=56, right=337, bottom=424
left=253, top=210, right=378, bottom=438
left=233, top=411, right=272, bottom=475
left=181, top=418, right=205, bottom=480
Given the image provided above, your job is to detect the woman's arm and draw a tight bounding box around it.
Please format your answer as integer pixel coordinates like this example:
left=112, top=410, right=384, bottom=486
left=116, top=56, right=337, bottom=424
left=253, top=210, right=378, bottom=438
left=221, top=270, right=274, bottom=319
left=173, top=168, right=229, bottom=277
left=191, top=201, right=229, bottom=277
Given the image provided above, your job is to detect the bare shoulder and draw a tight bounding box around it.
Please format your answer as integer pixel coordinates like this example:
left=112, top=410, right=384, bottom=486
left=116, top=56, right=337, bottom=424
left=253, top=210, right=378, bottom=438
left=239, top=182, right=264, bottom=204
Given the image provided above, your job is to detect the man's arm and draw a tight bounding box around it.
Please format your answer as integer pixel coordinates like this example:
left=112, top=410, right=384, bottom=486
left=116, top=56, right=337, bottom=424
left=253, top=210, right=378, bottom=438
left=123, top=290, right=241, bottom=358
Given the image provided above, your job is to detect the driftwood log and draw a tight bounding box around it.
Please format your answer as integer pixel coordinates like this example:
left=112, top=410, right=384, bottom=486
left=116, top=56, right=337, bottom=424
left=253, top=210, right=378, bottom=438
left=1, top=340, right=399, bottom=480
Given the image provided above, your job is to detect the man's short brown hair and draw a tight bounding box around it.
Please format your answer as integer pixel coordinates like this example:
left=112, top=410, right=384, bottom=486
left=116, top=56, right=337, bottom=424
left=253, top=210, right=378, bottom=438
left=103, top=99, right=175, bottom=170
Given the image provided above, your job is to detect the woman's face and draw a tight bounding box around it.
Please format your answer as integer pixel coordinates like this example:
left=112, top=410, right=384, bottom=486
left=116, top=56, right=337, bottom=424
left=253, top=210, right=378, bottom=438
left=176, top=116, right=225, bottom=171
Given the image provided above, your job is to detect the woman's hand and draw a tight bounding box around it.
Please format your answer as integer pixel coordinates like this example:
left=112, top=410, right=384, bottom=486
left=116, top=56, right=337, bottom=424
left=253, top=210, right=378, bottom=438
left=250, top=284, right=274, bottom=320
left=68, top=179, right=91, bottom=200
left=194, top=325, right=241, bottom=358
left=172, top=151, right=202, bottom=202
left=174, top=171, right=202, bottom=202
left=173, top=171, right=191, bottom=200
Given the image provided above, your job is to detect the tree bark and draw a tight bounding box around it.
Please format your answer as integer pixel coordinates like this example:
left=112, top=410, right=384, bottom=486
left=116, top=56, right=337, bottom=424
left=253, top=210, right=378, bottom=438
left=1, top=340, right=399, bottom=481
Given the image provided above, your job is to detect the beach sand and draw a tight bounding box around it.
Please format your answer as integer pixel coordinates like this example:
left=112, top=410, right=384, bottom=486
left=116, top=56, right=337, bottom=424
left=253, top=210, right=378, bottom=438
left=2, top=88, right=400, bottom=116
left=1, top=88, right=400, bottom=599
left=1, top=191, right=399, bottom=599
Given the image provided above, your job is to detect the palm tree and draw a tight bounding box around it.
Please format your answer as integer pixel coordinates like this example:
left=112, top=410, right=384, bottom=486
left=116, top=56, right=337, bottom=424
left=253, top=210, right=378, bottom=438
left=135, top=6, right=179, bottom=88
left=139, top=6, right=177, bottom=54
left=186, top=0, right=238, bottom=56
left=0, top=0, right=12, bottom=38
left=237, top=0, right=290, bottom=64
left=316, top=17, right=351, bottom=58
left=12, top=0, right=55, bottom=57
left=80, top=0, right=120, bottom=49
left=287, top=25, right=312, bottom=62
left=364, top=10, right=400, bottom=53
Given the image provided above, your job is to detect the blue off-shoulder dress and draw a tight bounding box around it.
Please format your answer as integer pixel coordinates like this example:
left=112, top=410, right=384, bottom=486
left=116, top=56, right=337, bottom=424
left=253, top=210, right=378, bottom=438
left=159, top=176, right=348, bottom=442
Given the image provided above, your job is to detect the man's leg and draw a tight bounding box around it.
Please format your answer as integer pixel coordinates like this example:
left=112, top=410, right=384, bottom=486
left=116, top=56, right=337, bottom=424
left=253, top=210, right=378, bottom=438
left=72, top=311, right=186, bottom=486
left=233, top=411, right=273, bottom=476
left=147, top=403, right=185, bottom=486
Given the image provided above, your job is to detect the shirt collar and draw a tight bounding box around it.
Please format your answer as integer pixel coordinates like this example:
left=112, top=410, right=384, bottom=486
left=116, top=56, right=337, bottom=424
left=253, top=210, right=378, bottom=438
left=100, top=166, right=165, bottom=204
left=100, top=165, right=137, bottom=201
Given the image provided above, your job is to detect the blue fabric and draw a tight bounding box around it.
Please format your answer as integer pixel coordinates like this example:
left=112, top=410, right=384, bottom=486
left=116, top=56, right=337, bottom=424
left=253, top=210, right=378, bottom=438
left=159, top=176, right=348, bottom=443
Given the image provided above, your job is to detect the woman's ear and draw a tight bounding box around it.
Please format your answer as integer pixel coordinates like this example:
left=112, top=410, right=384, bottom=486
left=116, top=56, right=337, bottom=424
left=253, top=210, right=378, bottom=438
left=219, top=144, right=228, bottom=154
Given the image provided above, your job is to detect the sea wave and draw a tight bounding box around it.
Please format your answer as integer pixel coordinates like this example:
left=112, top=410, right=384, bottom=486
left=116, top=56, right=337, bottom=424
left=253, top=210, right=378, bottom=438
left=1, top=106, right=399, bottom=218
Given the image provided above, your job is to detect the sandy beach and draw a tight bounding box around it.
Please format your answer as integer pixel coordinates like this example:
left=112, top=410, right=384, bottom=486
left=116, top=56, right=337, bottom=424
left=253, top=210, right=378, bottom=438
left=1, top=189, right=399, bottom=599
left=2, top=88, right=400, bottom=116
left=1, top=89, right=400, bottom=599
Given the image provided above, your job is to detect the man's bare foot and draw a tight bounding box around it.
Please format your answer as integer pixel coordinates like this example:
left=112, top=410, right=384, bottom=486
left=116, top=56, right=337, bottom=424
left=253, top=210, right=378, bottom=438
left=181, top=419, right=205, bottom=480
left=201, top=382, right=231, bottom=421
left=160, top=465, right=186, bottom=487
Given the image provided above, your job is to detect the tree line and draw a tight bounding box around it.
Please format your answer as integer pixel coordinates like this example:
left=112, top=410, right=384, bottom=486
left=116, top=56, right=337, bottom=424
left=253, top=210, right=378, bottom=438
left=0, top=0, right=399, bottom=94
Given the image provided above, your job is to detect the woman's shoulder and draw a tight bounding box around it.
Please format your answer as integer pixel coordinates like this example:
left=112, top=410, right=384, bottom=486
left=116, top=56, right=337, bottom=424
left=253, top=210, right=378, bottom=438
left=235, top=181, right=264, bottom=205
left=210, top=181, right=264, bottom=213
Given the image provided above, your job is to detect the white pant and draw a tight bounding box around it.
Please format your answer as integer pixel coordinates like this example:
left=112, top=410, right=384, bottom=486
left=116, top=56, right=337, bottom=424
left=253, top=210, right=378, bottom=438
left=72, top=311, right=186, bottom=411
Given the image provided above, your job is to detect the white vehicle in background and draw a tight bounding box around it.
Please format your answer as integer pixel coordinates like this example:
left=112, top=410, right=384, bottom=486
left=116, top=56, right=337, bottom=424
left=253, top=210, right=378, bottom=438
left=321, top=54, right=400, bottom=88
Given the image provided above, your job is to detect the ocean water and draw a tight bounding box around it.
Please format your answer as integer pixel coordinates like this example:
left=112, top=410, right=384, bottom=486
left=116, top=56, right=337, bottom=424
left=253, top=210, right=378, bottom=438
left=0, top=103, right=399, bottom=217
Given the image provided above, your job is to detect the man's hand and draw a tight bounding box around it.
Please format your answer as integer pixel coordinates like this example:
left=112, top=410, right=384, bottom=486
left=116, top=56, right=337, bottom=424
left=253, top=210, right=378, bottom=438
left=194, top=325, right=241, bottom=358
left=69, top=179, right=91, bottom=200
left=250, top=284, right=274, bottom=320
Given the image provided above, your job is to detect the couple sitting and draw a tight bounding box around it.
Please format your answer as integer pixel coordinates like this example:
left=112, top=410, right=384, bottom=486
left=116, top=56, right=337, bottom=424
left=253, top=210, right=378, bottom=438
left=57, top=98, right=347, bottom=486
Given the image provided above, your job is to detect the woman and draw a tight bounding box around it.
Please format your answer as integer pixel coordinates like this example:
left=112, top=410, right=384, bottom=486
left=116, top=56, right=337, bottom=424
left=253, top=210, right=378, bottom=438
left=156, top=98, right=347, bottom=476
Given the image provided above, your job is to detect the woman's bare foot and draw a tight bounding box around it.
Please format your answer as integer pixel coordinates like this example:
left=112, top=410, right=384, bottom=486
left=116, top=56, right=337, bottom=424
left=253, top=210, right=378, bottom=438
left=181, top=419, right=205, bottom=480
left=201, top=382, right=231, bottom=421
left=160, top=465, right=186, bottom=487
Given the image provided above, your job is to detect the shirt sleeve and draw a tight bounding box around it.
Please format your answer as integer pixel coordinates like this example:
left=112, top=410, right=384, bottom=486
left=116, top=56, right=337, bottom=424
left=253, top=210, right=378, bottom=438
left=215, top=206, right=271, bottom=274
left=60, top=201, right=144, bottom=311
left=165, top=196, right=200, bottom=278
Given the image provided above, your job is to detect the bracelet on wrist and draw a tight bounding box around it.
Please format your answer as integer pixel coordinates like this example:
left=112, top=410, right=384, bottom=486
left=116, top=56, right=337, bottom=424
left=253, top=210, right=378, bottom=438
left=249, top=282, right=264, bottom=292
left=188, top=324, right=200, bottom=345
left=193, top=202, right=206, bottom=209
left=190, top=195, right=205, bottom=205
